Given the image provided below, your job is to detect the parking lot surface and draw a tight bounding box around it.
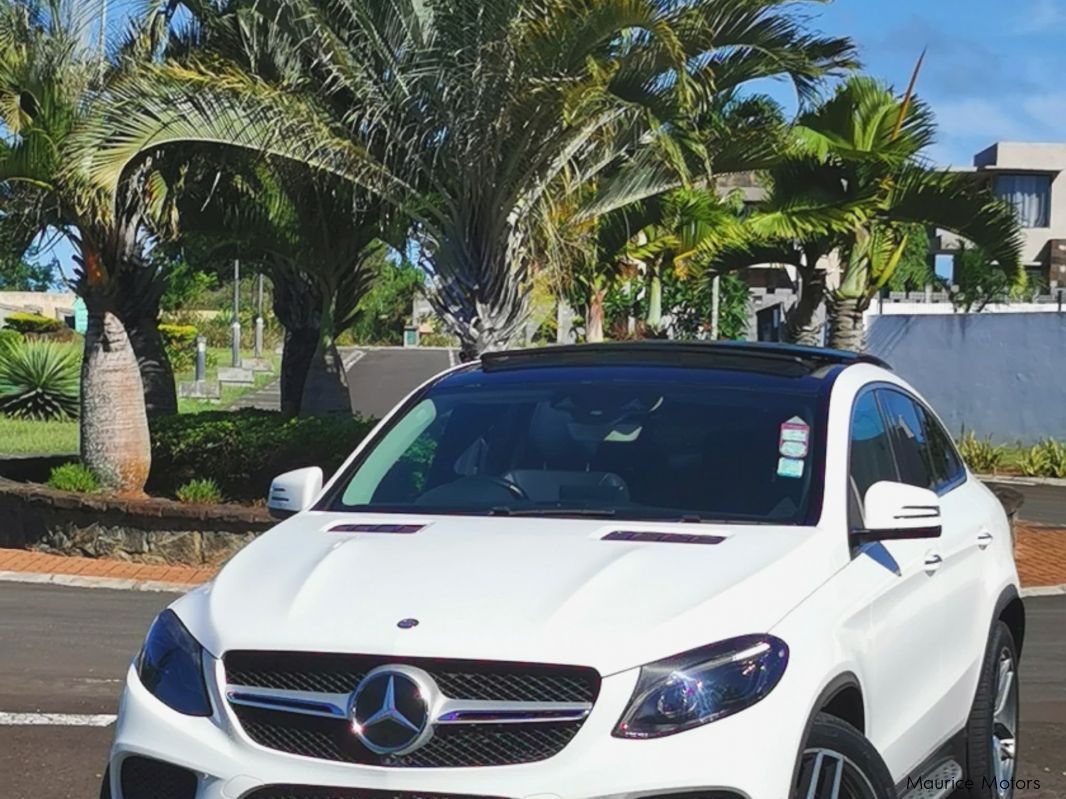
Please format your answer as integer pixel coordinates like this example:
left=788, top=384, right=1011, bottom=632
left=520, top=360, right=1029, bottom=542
left=0, top=583, right=1063, bottom=798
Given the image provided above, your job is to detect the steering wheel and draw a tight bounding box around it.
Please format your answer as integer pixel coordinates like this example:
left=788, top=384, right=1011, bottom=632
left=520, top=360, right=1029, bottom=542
left=473, top=474, right=529, bottom=500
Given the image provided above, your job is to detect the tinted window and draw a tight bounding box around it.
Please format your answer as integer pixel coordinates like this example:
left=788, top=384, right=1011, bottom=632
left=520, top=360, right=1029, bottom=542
left=849, top=391, right=897, bottom=505
left=326, top=367, right=825, bottom=524
left=879, top=390, right=964, bottom=493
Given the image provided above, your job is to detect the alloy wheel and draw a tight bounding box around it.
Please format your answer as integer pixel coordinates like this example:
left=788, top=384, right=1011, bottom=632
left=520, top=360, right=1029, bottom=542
left=798, top=748, right=880, bottom=799
left=992, top=647, right=1019, bottom=798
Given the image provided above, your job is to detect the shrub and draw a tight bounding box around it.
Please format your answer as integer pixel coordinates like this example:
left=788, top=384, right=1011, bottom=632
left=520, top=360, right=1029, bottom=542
left=176, top=478, right=224, bottom=505
left=149, top=410, right=376, bottom=502
left=1019, top=439, right=1066, bottom=479
left=159, top=323, right=199, bottom=372
left=0, top=340, right=80, bottom=420
left=957, top=432, right=1006, bottom=474
left=0, top=328, right=21, bottom=351
left=47, top=463, right=99, bottom=493
left=3, top=311, right=63, bottom=335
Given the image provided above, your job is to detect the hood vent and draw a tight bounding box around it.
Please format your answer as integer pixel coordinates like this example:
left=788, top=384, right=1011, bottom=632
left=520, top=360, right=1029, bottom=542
left=327, top=523, right=426, bottom=535
left=603, top=530, right=725, bottom=545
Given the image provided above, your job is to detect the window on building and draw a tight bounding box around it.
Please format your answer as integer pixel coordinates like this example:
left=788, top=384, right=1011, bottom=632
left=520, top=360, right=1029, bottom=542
left=995, top=174, right=1051, bottom=228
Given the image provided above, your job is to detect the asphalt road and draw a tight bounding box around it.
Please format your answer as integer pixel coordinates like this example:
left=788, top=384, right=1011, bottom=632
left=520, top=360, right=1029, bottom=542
left=346, top=347, right=455, bottom=419
left=0, top=583, right=1063, bottom=798
left=990, top=481, right=1066, bottom=527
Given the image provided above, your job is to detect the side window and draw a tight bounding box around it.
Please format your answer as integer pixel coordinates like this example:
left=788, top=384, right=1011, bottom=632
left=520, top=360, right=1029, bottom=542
left=879, top=390, right=965, bottom=493
left=849, top=391, right=898, bottom=524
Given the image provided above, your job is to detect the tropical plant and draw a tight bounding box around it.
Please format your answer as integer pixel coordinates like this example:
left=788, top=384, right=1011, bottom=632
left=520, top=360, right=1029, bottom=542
left=2, top=311, right=63, bottom=334
left=47, top=462, right=100, bottom=493
left=957, top=432, right=1006, bottom=475
left=175, top=478, right=224, bottom=505
left=709, top=76, right=1024, bottom=350
left=0, top=328, right=21, bottom=350
left=0, top=339, right=80, bottom=420
left=76, top=0, right=856, bottom=357
left=0, top=0, right=170, bottom=491
left=946, top=242, right=1029, bottom=312
left=346, top=246, right=424, bottom=346
left=1019, top=439, right=1066, bottom=480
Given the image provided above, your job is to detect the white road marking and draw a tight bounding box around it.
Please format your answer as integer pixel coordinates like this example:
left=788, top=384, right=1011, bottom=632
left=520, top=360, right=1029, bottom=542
left=0, top=712, right=117, bottom=727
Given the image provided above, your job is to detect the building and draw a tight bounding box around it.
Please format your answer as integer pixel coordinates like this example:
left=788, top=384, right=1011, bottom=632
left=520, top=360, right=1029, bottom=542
left=937, top=142, right=1066, bottom=287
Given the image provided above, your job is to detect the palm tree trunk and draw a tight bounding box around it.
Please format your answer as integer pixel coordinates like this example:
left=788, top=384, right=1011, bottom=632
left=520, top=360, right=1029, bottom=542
left=280, top=326, right=318, bottom=415
left=646, top=264, right=663, bottom=330
left=827, top=295, right=868, bottom=352
left=81, top=309, right=151, bottom=495
left=299, top=295, right=351, bottom=414
left=784, top=268, right=827, bottom=346
left=124, top=314, right=178, bottom=417
left=272, top=267, right=322, bottom=415
left=586, top=289, right=606, bottom=343
left=114, top=255, right=177, bottom=416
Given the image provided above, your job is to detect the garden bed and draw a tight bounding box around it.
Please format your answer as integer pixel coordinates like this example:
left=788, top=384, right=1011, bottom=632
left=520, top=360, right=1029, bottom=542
left=0, top=477, right=271, bottom=566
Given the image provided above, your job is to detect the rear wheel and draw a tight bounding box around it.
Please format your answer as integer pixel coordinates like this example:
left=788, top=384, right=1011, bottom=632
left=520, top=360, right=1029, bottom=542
left=793, top=714, right=896, bottom=799
left=961, top=621, right=1020, bottom=799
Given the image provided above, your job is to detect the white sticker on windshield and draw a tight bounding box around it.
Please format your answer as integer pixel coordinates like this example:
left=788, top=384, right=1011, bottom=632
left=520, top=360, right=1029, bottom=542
left=778, top=457, right=805, bottom=479
left=780, top=416, right=810, bottom=445
left=779, top=440, right=808, bottom=459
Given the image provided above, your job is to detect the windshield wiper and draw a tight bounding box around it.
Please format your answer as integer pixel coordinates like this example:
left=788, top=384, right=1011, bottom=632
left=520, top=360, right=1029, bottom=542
left=488, top=507, right=618, bottom=518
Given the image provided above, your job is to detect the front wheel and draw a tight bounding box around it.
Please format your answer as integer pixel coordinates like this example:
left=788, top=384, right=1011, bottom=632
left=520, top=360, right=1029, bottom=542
left=961, top=621, right=1020, bottom=799
left=792, top=714, right=897, bottom=799
left=99, top=766, right=111, bottom=799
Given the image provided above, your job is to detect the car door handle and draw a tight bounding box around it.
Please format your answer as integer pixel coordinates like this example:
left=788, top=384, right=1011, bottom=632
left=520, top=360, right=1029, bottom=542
left=977, top=531, right=994, bottom=550
left=924, top=553, right=944, bottom=574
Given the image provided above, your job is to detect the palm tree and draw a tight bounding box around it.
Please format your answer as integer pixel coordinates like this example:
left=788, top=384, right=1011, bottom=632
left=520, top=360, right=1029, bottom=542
left=160, top=156, right=391, bottom=414
left=714, top=76, right=1024, bottom=351
left=0, top=0, right=156, bottom=493
left=74, top=0, right=857, bottom=357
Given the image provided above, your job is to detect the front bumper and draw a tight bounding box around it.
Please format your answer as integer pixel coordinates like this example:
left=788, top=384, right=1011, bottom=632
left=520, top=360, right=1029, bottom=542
left=108, top=657, right=803, bottom=799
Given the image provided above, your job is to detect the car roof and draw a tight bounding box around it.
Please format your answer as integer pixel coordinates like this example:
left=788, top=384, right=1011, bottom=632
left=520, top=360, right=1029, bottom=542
left=480, top=341, right=890, bottom=380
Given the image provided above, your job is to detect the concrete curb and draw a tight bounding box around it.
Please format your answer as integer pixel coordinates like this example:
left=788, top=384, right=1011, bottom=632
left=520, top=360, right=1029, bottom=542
left=0, top=570, right=191, bottom=594
left=1021, top=584, right=1066, bottom=598
left=979, top=474, right=1066, bottom=488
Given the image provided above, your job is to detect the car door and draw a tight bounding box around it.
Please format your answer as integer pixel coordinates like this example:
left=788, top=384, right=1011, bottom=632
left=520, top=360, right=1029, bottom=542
left=848, top=388, right=955, bottom=777
left=880, top=389, right=990, bottom=735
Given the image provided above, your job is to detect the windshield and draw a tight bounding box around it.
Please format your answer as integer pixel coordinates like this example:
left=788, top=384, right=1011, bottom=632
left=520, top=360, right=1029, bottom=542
left=325, top=367, right=825, bottom=524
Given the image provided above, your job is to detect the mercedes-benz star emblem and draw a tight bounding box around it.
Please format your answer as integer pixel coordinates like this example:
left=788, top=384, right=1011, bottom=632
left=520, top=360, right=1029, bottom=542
left=350, top=666, right=434, bottom=755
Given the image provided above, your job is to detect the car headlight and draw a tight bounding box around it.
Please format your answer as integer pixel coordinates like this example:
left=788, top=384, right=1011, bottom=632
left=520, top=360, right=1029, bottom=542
left=137, top=610, right=212, bottom=717
left=613, top=635, right=789, bottom=738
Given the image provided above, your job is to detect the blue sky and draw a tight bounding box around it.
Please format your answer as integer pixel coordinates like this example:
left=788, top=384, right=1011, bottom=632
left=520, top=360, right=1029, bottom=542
left=34, top=0, right=1066, bottom=275
left=800, top=0, right=1065, bottom=166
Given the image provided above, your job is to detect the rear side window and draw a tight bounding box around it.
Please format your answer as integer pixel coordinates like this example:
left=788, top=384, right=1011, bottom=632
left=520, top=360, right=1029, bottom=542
left=849, top=391, right=898, bottom=503
left=879, top=390, right=965, bottom=494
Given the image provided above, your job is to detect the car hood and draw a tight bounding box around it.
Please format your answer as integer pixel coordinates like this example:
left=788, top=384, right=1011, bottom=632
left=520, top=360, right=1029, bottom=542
left=174, top=512, right=839, bottom=675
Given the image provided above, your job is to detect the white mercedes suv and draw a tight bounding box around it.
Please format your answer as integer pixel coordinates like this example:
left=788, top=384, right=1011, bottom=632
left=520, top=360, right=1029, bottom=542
left=104, top=343, right=1025, bottom=799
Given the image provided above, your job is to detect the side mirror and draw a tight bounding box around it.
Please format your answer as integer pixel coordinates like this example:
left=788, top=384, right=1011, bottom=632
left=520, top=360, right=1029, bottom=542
left=852, top=481, right=942, bottom=543
left=268, top=467, right=324, bottom=520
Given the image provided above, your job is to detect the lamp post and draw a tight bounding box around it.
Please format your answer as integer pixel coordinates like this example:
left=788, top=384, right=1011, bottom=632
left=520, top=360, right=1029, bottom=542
left=254, top=273, right=265, bottom=360
left=231, top=259, right=242, bottom=367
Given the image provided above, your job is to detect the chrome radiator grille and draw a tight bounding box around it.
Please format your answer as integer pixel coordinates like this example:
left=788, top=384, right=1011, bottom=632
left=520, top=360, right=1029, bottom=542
left=223, top=651, right=600, bottom=768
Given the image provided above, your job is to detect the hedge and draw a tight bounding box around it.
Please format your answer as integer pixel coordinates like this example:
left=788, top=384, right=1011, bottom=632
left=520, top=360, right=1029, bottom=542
left=3, top=312, right=63, bottom=335
left=149, top=410, right=377, bottom=502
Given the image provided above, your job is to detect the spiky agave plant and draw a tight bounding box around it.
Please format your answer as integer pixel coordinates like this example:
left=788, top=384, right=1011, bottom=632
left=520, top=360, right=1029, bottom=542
left=0, top=340, right=81, bottom=421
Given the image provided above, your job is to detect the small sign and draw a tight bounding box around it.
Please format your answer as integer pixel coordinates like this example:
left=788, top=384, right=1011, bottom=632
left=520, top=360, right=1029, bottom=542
left=777, top=457, right=805, bottom=479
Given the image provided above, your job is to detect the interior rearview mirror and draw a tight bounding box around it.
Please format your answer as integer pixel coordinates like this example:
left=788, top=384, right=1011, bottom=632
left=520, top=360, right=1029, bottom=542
left=268, top=467, right=324, bottom=520
left=851, top=481, right=942, bottom=544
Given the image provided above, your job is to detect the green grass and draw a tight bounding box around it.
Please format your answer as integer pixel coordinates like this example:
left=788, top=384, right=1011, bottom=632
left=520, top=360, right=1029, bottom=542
left=0, top=347, right=280, bottom=456
left=175, top=347, right=279, bottom=414
left=0, top=416, right=79, bottom=455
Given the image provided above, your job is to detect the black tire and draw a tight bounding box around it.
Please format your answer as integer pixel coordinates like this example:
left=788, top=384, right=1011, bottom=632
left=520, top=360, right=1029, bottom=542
left=99, top=766, right=111, bottom=799
left=960, top=621, right=1020, bottom=799
left=792, top=713, right=897, bottom=799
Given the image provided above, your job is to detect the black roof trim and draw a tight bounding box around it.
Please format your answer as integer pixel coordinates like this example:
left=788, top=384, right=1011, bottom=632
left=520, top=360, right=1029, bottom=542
left=481, top=342, right=891, bottom=376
